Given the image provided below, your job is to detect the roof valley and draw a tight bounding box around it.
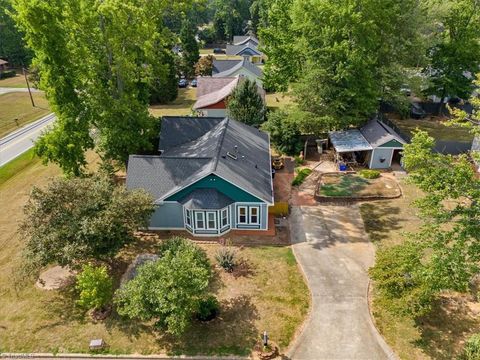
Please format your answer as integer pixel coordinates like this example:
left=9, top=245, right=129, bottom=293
left=211, top=117, right=230, bottom=173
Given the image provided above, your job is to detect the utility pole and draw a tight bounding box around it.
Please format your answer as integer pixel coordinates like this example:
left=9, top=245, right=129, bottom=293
left=23, top=67, right=35, bottom=107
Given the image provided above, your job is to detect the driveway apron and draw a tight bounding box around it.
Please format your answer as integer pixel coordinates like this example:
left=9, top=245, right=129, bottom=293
left=288, top=205, right=396, bottom=360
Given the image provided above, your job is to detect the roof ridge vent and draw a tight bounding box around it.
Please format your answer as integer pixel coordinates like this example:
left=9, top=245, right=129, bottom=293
left=226, top=152, right=237, bottom=160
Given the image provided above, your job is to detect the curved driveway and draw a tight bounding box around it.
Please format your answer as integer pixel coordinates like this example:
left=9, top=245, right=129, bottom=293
left=288, top=205, right=397, bottom=360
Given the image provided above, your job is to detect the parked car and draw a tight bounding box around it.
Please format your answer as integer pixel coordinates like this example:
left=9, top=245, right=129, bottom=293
left=213, top=48, right=225, bottom=54
left=178, top=79, right=188, bottom=88
left=400, top=85, right=412, bottom=96
left=190, top=79, right=197, bottom=87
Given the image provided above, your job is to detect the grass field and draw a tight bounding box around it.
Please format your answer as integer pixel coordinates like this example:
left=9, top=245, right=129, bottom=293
left=265, top=93, right=293, bottom=109
left=360, top=181, right=480, bottom=359
left=0, top=74, right=29, bottom=88
left=391, top=116, right=473, bottom=143
left=0, top=92, right=50, bottom=138
left=318, top=173, right=400, bottom=198
left=0, top=148, right=40, bottom=187
left=149, top=87, right=196, bottom=118
left=0, top=152, right=309, bottom=356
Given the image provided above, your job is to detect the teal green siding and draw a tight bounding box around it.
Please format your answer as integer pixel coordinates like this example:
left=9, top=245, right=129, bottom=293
left=379, top=139, right=403, bottom=148
left=166, top=174, right=262, bottom=203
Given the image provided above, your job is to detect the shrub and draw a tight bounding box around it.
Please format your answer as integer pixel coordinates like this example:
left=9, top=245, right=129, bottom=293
left=215, top=246, right=237, bottom=272
left=359, top=169, right=381, bottom=179
left=294, top=156, right=305, bottom=166
left=0, top=70, right=16, bottom=79
left=115, top=237, right=211, bottom=336
left=76, top=264, right=113, bottom=311
left=292, top=168, right=313, bottom=186
left=196, top=295, right=220, bottom=321
left=463, top=334, right=480, bottom=360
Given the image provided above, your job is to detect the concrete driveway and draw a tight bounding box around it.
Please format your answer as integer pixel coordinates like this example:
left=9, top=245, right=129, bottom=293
left=288, top=205, right=396, bottom=360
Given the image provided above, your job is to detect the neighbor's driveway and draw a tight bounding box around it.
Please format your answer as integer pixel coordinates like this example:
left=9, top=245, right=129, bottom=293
left=288, top=205, right=396, bottom=360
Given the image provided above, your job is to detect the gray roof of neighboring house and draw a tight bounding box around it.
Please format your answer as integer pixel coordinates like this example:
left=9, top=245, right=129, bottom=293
left=179, top=188, right=234, bottom=209
left=226, top=43, right=262, bottom=56
left=360, top=119, right=406, bottom=148
left=213, top=58, right=263, bottom=78
left=193, top=77, right=239, bottom=110
left=233, top=35, right=259, bottom=46
left=329, top=129, right=373, bottom=153
left=127, top=116, right=273, bottom=205
left=0, top=59, right=8, bottom=65
left=212, top=60, right=242, bottom=74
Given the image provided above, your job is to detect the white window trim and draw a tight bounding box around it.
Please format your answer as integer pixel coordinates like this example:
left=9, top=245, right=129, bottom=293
left=195, top=212, right=205, bottom=230
left=221, top=208, right=229, bottom=227
left=206, top=211, right=217, bottom=230
left=185, top=209, right=192, bottom=227
left=249, top=206, right=260, bottom=225
left=237, top=206, right=248, bottom=224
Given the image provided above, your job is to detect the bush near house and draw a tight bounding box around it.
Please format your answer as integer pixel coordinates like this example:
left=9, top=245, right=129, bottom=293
left=292, top=168, right=312, bottom=186
left=76, top=264, right=113, bottom=311
left=359, top=169, right=381, bottom=179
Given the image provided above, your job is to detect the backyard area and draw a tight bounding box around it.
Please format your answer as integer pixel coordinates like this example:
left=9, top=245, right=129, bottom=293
left=0, top=157, right=309, bottom=356
left=361, top=181, right=480, bottom=359
left=0, top=73, right=30, bottom=88
left=0, top=92, right=50, bottom=138
left=148, top=87, right=196, bottom=118
left=317, top=172, right=401, bottom=199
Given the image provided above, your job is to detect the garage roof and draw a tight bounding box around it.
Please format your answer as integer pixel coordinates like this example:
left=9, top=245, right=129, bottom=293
left=329, top=129, right=373, bottom=153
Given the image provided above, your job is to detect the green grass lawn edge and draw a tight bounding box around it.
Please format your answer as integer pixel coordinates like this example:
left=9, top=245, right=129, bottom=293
left=0, top=148, right=39, bottom=187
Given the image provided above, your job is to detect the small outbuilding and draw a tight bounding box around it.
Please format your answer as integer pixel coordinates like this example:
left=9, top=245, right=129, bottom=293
left=329, top=119, right=407, bottom=169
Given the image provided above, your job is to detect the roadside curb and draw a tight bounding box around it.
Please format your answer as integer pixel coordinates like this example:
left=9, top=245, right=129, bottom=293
left=1, top=354, right=247, bottom=360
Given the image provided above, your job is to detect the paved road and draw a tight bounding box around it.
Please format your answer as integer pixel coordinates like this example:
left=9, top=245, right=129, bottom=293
left=0, top=113, right=55, bottom=166
left=288, top=205, right=396, bottom=360
left=0, top=87, right=40, bottom=94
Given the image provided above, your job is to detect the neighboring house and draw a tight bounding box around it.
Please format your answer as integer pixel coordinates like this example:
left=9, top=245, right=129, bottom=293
left=193, top=76, right=265, bottom=117
left=226, top=35, right=264, bottom=64
left=329, top=118, right=407, bottom=169
left=472, top=136, right=480, bottom=172
left=126, top=116, right=274, bottom=236
left=0, top=59, right=8, bottom=72
left=212, top=58, right=263, bottom=87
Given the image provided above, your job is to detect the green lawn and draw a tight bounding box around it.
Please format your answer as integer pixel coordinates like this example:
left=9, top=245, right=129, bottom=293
left=0, top=154, right=310, bottom=356
left=391, top=117, right=473, bottom=143
left=0, top=92, right=51, bottom=138
left=149, top=87, right=196, bottom=118
left=0, top=148, right=40, bottom=187
left=360, top=181, right=480, bottom=359
left=265, top=93, right=293, bottom=109
left=0, top=74, right=29, bottom=88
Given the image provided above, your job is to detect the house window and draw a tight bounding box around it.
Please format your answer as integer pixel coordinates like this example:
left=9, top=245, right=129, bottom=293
left=249, top=206, right=259, bottom=224
left=185, top=209, right=192, bottom=227
left=206, top=212, right=216, bottom=230
left=238, top=206, right=247, bottom=224
left=221, top=208, right=229, bottom=227
left=195, top=212, right=205, bottom=229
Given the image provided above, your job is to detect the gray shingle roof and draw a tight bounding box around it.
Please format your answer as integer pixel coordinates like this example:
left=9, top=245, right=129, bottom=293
left=213, top=58, right=263, bottom=78
left=0, top=59, right=8, bottom=65
left=233, top=35, right=259, bottom=46
left=179, top=189, right=234, bottom=209
left=360, top=119, right=406, bottom=148
left=226, top=43, right=262, bottom=56
left=127, top=117, right=273, bottom=205
left=213, top=60, right=242, bottom=74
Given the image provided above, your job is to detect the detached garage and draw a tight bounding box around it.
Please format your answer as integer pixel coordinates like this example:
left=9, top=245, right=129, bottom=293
left=329, top=119, right=407, bottom=170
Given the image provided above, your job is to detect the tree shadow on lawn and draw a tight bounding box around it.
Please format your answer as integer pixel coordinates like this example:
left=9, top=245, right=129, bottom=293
left=414, top=296, right=479, bottom=360
left=158, top=295, right=259, bottom=356
left=359, top=202, right=404, bottom=244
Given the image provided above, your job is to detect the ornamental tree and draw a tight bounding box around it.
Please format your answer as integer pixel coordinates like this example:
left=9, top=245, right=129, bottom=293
left=76, top=264, right=113, bottom=311
left=21, top=176, right=154, bottom=269
left=115, top=237, right=211, bottom=336
left=227, top=78, right=266, bottom=125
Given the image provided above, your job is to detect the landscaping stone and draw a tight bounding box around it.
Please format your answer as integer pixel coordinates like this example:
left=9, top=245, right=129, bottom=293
left=35, top=266, right=75, bottom=290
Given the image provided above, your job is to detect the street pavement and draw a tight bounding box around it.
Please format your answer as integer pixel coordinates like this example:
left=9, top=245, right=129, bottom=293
left=0, top=113, right=55, bottom=166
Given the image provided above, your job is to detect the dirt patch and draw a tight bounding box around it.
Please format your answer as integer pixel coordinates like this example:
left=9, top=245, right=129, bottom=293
left=316, top=172, right=401, bottom=201
left=36, top=266, right=75, bottom=290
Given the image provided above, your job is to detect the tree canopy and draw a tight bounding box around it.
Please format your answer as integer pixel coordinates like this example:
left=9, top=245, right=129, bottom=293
left=227, top=78, right=266, bottom=125
left=21, top=176, right=154, bottom=269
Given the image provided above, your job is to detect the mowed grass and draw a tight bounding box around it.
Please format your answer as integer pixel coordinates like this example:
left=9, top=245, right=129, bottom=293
left=0, top=153, right=309, bottom=355
left=149, top=87, right=196, bottom=118
left=0, top=92, right=50, bottom=138
left=391, top=116, right=473, bottom=143
left=0, top=74, right=29, bottom=88
left=265, top=93, right=293, bottom=109
left=360, top=181, right=480, bottom=359
left=0, top=148, right=40, bottom=187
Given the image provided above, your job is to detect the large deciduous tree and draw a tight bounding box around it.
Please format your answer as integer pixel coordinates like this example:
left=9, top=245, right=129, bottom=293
left=21, top=176, right=154, bottom=269
left=12, top=0, right=190, bottom=175
left=0, top=0, right=32, bottom=66
left=115, top=237, right=211, bottom=336
left=227, top=78, right=266, bottom=125
left=370, top=130, right=480, bottom=316
left=180, top=18, right=199, bottom=77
